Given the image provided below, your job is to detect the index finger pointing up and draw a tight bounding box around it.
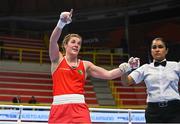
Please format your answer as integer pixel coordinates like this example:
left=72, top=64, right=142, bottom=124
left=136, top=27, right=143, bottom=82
left=69, top=9, right=73, bottom=17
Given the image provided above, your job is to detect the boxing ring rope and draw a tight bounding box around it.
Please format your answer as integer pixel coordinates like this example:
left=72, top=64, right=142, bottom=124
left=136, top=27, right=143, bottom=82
left=0, top=105, right=145, bottom=124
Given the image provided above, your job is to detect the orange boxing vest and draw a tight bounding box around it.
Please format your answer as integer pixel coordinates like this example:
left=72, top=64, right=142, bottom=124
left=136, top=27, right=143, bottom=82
left=52, top=58, right=86, bottom=96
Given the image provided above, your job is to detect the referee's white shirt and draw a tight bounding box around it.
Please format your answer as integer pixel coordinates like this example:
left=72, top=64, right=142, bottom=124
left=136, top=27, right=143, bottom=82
left=130, top=60, right=180, bottom=102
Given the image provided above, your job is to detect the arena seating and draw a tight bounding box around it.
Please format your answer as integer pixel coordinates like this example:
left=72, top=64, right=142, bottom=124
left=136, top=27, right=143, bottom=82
left=0, top=36, right=50, bottom=63
left=0, top=71, right=98, bottom=106
left=0, top=36, right=128, bottom=66
left=110, top=79, right=147, bottom=108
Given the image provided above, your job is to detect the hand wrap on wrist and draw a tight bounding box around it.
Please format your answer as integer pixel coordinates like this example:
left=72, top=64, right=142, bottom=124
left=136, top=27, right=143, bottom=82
left=119, top=63, right=132, bottom=73
left=56, top=12, right=72, bottom=29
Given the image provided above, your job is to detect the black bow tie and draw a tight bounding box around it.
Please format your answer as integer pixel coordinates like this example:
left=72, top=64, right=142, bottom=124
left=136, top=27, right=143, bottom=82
left=154, top=61, right=167, bottom=67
